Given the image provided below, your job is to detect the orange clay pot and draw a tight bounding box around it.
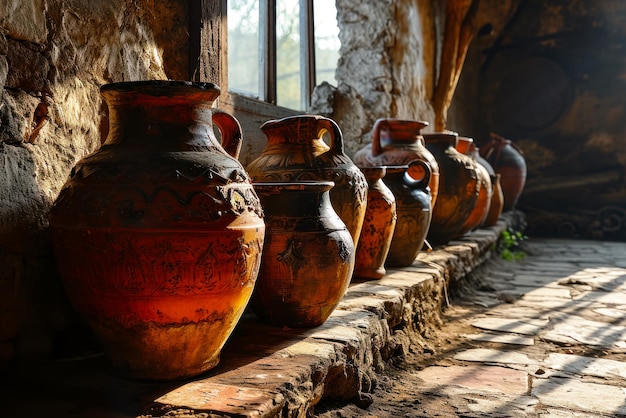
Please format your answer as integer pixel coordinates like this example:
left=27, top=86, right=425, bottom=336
left=480, top=133, right=527, bottom=211
left=483, top=173, right=505, bottom=227
left=49, top=81, right=265, bottom=381
left=353, top=118, right=440, bottom=207
left=354, top=167, right=397, bottom=279
left=455, top=137, right=492, bottom=236
left=251, top=181, right=355, bottom=328
left=246, top=115, right=367, bottom=248
left=384, top=161, right=432, bottom=267
left=423, top=132, right=480, bottom=246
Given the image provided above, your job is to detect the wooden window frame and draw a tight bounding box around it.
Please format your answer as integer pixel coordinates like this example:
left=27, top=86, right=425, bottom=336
left=189, top=0, right=317, bottom=111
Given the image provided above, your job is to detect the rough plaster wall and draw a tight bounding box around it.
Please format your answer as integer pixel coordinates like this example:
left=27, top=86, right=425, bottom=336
left=0, top=0, right=188, bottom=368
left=476, top=0, right=626, bottom=239
left=310, top=0, right=440, bottom=157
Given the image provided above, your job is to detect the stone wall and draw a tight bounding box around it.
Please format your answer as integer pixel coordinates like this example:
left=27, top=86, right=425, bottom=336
left=0, top=0, right=189, bottom=369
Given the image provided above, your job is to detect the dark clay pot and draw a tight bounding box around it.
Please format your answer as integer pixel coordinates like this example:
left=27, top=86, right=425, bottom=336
left=251, top=181, right=355, bottom=328
left=354, top=166, right=397, bottom=279
left=384, top=161, right=432, bottom=267
left=424, top=132, right=480, bottom=245
left=49, top=81, right=265, bottom=381
left=480, top=133, right=527, bottom=211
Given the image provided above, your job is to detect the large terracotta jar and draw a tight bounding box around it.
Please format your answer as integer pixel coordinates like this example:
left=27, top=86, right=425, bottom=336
left=246, top=115, right=367, bottom=247
left=354, top=167, right=397, bottom=279
left=251, top=181, right=355, bottom=327
left=423, top=132, right=480, bottom=246
left=384, top=161, right=432, bottom=267
left=480, top=133, right=527, bottom=211
left=49, top=81, right=265, bottom=381
left=455, top=137, right=492, bottom=236
left=353, top=118, right=440, bottom=206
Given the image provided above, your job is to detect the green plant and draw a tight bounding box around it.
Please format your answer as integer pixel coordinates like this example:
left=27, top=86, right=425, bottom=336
left=496, top=228, right=527, bottom=261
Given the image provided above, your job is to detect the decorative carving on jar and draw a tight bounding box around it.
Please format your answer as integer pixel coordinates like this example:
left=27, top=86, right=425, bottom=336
left=354, top=118, right=439, bottom=207
left=246, top=115, right=367, bottom=248
left=354, top=166, right=397, bottom=279
left=49, top=81, right=265, bottom=381
left=424, top=132, right=480, bottom=245
left=251, top=181, right=354, bottom=328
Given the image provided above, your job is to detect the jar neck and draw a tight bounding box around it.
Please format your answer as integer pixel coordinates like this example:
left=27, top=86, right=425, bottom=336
left=423, top=132, right=458, bottom=149
left=102, top=93, right=218, bottom=150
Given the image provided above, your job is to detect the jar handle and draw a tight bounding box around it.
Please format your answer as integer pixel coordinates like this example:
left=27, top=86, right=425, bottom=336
left=212, top=111, right=243, bottom=159
left=404, top=159, right=431, bottom=191
left=316, top=117, right=344, bottom=154
left=370, top=118, right=388, bottom=157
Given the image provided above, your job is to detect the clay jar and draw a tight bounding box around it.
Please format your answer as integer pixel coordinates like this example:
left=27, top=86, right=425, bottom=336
left=483, top=174, right=504, bottom=227
left=251, top=181, right=355, bottom=328
left=423, top=132, right=480, bottom=246
left=455, top=137, right=492, bottom=236
left=472, top=144, right=504, bottom=227
left=384, top=160, right=432, bottom=267
left=354, top=118, right=440, bottom=207
left=246, top=115, right=367, bottom=248
left=480, top=133, right=527, bottom=211
left=49, top=81, right=265, bottom=381
left=354, top=167, right=397, bottom=279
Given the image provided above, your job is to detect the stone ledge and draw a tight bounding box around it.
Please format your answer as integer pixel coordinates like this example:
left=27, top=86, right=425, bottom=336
left=145, top=211, right=525, bottom=417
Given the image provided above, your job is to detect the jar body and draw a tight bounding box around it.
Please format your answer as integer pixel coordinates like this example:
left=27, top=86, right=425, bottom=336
left=251, top=182, right=355, bottom=327
left=483, top=174, right=505, bottom=227
left=480, top=134, right=527, bottom=211
left=354, top=167, right=397, bottom=279
left=456, top=138, right=492, bottom=235
left=246, top=115, right=367, bottom=248
left=49, top=81, right=265, bottom=381
left=424, top=132, right=480, bottom=245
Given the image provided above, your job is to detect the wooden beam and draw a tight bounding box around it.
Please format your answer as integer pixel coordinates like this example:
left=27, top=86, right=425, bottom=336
left=189, top=0, right=228, bottom=89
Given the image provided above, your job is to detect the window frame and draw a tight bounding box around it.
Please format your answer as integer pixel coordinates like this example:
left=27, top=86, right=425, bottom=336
left=233, top=0, right=318, bottom=110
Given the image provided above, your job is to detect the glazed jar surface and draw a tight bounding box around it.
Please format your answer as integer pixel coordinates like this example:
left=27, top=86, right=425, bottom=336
left=384, top=161, right=432, bottom=267
left=424, top=132, right=480, bottom=245
left=246, top=115, right=367, bottom=248
left=354, top=166, right=397, bottom=279
left=354, top=118, right=439, bottom=206
left=251, top=181, right=354, bottom=328
left=49, top=80, right=265, bottom=381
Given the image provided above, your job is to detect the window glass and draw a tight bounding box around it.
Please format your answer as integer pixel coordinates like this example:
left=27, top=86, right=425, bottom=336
left=314, top=0, right=340, bottom=86
left=228, top=0, right=260, bottom=98
left=276, top=0, right=302, bottom=109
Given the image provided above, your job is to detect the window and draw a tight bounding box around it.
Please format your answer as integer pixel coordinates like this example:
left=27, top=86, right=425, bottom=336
left=228, top=0, right=340, bottom=111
